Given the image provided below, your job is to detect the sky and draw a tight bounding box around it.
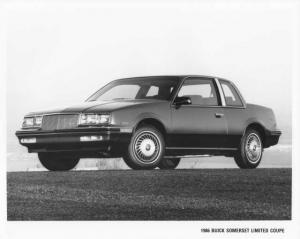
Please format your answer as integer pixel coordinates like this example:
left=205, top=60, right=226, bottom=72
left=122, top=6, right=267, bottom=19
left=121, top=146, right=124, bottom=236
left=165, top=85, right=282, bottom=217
left=6, top=1, right=296, bottom=145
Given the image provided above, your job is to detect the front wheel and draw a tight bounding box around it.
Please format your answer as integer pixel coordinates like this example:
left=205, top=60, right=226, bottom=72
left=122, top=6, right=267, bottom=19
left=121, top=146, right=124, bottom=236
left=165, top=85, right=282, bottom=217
left=234, top=129, right=263, bottom=169
left=38, top=153, right=80, bottom=171
left=123, top=126, right=165, bottom=170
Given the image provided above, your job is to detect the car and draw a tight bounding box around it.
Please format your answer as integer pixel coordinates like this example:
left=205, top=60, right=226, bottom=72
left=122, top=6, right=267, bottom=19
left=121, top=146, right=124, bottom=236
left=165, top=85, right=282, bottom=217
left=16, top=75, right=281, bottom=171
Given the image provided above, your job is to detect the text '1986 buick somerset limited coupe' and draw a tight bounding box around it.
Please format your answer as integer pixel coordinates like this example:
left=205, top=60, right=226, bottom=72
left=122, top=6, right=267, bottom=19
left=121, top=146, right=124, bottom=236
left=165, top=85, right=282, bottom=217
left=16, top=75, right=281, bottom=171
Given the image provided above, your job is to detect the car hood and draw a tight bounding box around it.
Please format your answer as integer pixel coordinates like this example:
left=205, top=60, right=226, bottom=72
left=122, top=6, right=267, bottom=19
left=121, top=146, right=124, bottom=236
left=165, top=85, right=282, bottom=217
left=26, top=100, right=165, bottom=116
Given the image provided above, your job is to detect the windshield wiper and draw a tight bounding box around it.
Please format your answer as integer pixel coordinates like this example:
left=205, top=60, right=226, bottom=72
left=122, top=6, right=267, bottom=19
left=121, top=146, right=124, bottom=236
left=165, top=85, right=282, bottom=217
left=111, top=98, right=131, bottom=100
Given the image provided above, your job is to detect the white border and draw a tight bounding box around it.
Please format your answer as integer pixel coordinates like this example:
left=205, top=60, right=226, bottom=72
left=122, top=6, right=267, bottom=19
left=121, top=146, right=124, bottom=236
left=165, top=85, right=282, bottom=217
left=1, top=1, right=300, bottom=239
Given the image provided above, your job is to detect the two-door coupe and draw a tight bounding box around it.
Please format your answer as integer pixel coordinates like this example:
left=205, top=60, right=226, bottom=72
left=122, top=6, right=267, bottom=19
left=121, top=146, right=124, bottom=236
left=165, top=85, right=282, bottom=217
left=16, top=75, right=281, bottom=171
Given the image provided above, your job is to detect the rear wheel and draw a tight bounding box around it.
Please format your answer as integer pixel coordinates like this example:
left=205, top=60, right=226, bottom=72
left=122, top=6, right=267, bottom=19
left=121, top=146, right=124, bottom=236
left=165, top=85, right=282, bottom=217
left=38, top=153, right=80, bottom=171
left=158, top=158, right=181, bottom=170
left=234, top=129, right=263, bottom=169
left=123, top=126, right=165, bottom=170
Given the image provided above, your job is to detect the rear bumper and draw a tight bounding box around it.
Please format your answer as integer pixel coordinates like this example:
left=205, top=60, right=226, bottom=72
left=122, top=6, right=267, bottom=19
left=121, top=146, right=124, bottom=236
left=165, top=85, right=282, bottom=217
left=264, top=130, right=282, bottom=148
left=15, top=127, right=132, bottom=156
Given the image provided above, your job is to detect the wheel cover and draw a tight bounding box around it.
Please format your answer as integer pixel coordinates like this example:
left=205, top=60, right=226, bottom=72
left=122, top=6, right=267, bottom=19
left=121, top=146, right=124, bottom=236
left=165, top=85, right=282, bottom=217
left=133, top=131, right=161, bottom=164
left=245, top=133, right=262, bottom=163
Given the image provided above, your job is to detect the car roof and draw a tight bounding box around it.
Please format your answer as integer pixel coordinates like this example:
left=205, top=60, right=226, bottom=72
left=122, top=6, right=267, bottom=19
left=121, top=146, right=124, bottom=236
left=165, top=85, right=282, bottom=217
left=116, top=75, right=228, bottom=81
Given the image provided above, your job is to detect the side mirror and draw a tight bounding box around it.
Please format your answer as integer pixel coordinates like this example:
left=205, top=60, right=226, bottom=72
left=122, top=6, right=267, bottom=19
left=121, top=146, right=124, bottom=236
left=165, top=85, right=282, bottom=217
left=174, top=96, right=192, bottom=107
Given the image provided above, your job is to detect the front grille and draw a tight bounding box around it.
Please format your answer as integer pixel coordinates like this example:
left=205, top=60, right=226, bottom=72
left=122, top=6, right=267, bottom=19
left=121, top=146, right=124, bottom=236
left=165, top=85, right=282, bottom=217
left=41, top=114, right=78, bottom=131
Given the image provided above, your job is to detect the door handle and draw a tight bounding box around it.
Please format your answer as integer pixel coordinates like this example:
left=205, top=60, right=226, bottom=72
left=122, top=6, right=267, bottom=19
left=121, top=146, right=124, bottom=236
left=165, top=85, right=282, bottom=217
left=215, top=113, right=224, bottom=118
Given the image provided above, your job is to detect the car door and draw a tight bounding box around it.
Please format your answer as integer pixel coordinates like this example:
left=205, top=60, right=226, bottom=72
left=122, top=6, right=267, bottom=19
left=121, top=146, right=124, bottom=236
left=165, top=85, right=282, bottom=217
left=169, top=77, right=228, bottom=148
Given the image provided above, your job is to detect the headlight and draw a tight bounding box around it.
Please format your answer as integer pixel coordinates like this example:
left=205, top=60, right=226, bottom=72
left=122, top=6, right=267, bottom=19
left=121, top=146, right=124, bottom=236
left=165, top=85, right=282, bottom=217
left=22, top=117, right=34, bottom=128
left=78, top=113, right=111, bottom=126
left=35, top=116, right=43, bottom=126
left=22, top=115, right=43, bottom=128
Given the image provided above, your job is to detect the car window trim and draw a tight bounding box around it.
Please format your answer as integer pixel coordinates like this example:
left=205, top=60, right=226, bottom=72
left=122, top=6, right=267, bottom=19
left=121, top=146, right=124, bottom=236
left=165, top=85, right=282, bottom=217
left=171, top=76, right=222, bottom=107
left=214, top=78, right=226, bottom=106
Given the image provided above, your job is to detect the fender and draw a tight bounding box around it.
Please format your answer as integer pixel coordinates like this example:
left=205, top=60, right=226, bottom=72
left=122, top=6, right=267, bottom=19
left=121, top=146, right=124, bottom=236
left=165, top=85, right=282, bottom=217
left=242, top=118, right=267, bottom=135
left=133, top=112, right=168, bottom=133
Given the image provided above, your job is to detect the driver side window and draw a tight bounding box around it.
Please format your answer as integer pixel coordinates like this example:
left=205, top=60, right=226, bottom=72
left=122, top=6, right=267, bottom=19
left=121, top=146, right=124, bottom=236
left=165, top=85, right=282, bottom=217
left=177, top=78, right=218, bottom=106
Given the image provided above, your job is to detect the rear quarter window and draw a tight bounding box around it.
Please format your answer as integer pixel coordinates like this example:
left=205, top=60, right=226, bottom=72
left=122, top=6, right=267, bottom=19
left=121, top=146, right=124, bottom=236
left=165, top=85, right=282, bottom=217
left=220, top=81, right=243, bottom=107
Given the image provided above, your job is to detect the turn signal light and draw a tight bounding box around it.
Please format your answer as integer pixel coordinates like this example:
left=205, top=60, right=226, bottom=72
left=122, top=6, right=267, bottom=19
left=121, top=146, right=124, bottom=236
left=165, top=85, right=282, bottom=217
left=80, top=136, right=103, bottom=141
left=20, top=138, right=37, bottom=144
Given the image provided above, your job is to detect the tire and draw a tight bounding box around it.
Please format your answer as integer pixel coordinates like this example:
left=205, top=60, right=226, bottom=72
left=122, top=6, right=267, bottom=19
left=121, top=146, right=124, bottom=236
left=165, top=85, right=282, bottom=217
left=234, top=129, right=263, bottom=169
left=123, top=126, right=165, bottom=170
left=38, top=153, right=80, bottom=171
left=158, top=158, right=181, bottom=170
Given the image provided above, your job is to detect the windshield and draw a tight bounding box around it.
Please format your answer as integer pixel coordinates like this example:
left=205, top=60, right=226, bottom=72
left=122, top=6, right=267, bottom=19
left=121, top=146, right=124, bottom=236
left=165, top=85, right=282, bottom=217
left=87, top=77, right=180, bottom=102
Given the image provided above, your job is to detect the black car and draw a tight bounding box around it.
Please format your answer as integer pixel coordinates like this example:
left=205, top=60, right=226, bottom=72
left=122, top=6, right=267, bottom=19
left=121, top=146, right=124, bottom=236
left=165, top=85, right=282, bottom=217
left=16, top=75, right=281, bottom=171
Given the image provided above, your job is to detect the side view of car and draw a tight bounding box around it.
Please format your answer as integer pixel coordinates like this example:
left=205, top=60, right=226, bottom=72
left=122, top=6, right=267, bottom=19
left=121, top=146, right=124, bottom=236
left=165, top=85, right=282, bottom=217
left=16, top=75, right=281, bottom=171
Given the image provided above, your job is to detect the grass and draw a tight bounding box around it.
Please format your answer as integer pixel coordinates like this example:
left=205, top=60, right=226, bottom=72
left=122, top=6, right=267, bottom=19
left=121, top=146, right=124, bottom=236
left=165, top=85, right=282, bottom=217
left=7, top=168, right=291, bottom=220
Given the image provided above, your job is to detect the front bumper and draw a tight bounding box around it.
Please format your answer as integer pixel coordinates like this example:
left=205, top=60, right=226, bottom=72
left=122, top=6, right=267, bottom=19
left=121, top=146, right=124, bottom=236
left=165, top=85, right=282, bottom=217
left=264, top=130, right=282, bottom=148
left=15, top=127, right=132, bottom=156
